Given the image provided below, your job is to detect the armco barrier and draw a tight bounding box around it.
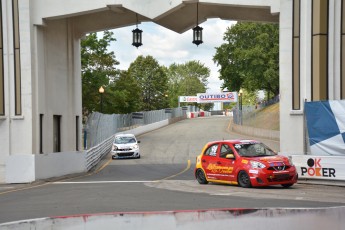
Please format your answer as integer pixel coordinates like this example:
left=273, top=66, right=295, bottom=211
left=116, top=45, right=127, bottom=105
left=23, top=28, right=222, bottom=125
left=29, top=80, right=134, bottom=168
left=1, top=207, right=344, bottom=229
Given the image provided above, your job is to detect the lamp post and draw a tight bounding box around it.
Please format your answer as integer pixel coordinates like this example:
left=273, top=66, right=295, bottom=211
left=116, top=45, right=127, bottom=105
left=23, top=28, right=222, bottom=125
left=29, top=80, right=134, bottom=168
left=239, top=89, right=243, bottom=125
left=99, top=86, right=104, bottom=113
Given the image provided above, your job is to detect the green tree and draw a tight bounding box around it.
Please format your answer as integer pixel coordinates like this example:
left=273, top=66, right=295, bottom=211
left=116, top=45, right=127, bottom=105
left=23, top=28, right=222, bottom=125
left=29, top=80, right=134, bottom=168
left=240, top=89, right=259, bottom=106
left=213, top=22, right=279, bottom=99
left=106, top=71, right=142, bottom=114
left=165, top=61, right=210, bottom=108
left=128, top=55, right=169, bottom=111
left=81, top=30, right=119, bottom=117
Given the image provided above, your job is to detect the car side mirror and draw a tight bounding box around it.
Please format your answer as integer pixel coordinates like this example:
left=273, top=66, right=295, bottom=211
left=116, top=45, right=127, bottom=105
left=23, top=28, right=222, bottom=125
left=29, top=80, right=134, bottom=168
left=226, top=153, right=235, bottom=159
left=137, top=141, right=141, bottom=143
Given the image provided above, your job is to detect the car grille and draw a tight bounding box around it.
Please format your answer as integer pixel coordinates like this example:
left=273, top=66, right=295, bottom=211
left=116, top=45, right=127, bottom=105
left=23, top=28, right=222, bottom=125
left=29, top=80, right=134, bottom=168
left=118, top=152, right=135, bottom=157
left=117, top=148, right=132, bottom=151
left=267, top=165, right=290, bottom=171
left=267, top=174, right=293, bottom=182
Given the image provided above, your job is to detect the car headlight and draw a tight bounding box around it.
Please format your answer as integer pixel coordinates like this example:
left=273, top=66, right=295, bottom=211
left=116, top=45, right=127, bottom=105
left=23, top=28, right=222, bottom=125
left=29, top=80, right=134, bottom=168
left=250, top=161, right=266, bottom=169
left=288, top=156, right=294, bottom=166
left=113, top=145, right=118, bottom=150
left=131, top=144, right=139, bottom=150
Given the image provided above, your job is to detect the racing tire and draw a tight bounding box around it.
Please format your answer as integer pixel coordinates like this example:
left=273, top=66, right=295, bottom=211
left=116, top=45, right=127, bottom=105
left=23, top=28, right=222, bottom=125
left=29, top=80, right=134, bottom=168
left=281, top=183, right=293, bottom=188
left=238, top=171, right=252, bottom=188
left=196, top=169, right=208, bottom=184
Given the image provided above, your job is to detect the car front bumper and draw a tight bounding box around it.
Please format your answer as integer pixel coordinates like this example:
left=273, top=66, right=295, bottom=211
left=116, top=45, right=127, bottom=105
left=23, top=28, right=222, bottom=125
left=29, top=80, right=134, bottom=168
left=111, top=150, right=140, bottom=159
left=248, top=167, right=298, bottom=187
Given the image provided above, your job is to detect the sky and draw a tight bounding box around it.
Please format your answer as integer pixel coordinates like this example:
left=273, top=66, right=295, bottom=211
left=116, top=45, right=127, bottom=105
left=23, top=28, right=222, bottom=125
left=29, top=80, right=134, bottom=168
left=108, top=19, right=236, bottom=93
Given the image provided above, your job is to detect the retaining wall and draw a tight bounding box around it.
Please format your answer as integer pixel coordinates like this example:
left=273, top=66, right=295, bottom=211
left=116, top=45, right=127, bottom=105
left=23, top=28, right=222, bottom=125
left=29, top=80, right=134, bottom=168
left=230, top=121, right=280, bottom=141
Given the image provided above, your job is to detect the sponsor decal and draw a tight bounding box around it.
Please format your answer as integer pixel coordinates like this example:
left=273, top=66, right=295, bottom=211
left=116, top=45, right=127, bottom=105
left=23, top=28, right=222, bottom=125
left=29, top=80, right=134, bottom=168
left=207, top=164, right=233, bottom=174
left=301, top=158, right=336, bottom=178
left=269, top=162, right=284, bottom=167
left=197, top=92, right=238, bottom=103
left=249, top=169, right=258, bottom=174
left=179, top=96, right=197, bottom=102
left=241, top=159, right=248, bottom=164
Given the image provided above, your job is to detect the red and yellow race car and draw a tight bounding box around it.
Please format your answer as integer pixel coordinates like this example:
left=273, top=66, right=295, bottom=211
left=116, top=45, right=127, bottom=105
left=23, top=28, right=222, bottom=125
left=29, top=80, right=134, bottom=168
left=194, top=140, right=298, bottom=188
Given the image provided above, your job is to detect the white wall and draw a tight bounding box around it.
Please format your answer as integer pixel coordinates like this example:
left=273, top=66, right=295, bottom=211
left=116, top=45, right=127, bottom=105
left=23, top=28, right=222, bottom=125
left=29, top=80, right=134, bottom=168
left=35, top=151, right=86, bottom=180
left=6, top=152, right=86, bottom=183
left=279, top=0, right=305, bottom=155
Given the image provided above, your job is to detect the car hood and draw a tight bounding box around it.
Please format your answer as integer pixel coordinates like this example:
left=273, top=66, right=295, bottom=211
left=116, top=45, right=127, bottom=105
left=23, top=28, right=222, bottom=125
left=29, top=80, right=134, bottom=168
left=114, top=143, right=137, bottom=148
left=260, top=155, right=290, bottom=166
left=245, top=155, right=290, bottom=166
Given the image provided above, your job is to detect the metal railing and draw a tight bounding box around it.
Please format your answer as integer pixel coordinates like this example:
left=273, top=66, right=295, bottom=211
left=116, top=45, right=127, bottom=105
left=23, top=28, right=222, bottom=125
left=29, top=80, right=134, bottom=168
left=83, top=106, right=198, bottom=150
left=233, top=96, right=280, bottom=127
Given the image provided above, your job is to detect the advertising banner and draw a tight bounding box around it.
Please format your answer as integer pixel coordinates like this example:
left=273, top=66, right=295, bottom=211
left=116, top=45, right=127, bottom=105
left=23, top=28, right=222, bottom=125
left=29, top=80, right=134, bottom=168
left=197, top=92, right=238, bottom=103
left=292, top=155, right=345, bottom=180
left=304, top=100, right=345, bottom=156
left=178, top=96, right=198, bottom=103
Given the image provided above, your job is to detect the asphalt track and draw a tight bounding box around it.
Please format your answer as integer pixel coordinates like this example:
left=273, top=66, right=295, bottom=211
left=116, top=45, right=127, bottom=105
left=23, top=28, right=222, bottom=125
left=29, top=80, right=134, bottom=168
left=0, top=116, right=344, bottom=224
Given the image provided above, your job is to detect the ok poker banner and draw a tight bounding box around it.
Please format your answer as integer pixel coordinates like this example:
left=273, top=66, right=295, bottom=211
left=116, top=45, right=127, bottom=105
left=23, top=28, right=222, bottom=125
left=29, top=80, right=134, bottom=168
left=291, top=155, right=345, bottom=181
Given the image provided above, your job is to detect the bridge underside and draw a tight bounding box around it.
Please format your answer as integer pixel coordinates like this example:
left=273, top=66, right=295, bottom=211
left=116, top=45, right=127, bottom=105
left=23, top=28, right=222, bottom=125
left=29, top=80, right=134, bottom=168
left=38, top=1, right=279, bottom=36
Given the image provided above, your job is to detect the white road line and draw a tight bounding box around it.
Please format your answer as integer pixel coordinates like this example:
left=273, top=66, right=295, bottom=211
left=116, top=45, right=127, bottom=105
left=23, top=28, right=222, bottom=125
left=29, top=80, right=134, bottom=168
left=53, top=181, right=157, bottom=184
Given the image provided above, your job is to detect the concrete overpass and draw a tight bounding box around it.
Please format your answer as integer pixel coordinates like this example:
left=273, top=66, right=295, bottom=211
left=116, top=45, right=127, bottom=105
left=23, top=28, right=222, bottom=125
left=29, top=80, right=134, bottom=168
left=1, top=0, right=343, bottom=182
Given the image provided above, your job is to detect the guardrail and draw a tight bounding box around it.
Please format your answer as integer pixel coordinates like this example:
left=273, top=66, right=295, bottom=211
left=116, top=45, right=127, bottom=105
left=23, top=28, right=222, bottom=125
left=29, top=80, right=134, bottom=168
left=84, top=106, right=198, bottom=149
left=85, top=135, right=114, bottom=171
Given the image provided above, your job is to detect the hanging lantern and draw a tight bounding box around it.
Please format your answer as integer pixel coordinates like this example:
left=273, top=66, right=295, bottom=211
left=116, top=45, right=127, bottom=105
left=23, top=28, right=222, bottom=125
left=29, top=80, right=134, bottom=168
left=192, top=25, right=203, bottom=46
left=192, top=2, right=203, bottom=46
left=132, top=14, right=143, bottom=48
left=132, top=28, right=143, bottom=48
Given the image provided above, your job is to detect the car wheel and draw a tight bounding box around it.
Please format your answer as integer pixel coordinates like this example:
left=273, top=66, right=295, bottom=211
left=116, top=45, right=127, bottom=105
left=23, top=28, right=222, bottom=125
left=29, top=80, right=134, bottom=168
left=137, top=155, right=141, bottom=159
left=238, top=171, right=252, bottom=188
left=196, top=169, right=208, bottom=184
left=281, top=183, right=293, bottom=188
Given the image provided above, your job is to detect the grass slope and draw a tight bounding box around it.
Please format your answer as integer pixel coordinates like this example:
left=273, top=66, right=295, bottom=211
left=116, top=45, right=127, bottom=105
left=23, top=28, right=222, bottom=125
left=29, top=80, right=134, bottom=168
left=245, top=103, right=280, bottom=131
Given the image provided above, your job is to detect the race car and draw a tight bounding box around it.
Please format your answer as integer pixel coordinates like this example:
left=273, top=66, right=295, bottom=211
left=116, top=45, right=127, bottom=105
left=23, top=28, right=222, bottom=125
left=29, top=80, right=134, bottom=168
left=111, top=133, right=140, bottom=159
left=194, top=139, right=298, bottom=188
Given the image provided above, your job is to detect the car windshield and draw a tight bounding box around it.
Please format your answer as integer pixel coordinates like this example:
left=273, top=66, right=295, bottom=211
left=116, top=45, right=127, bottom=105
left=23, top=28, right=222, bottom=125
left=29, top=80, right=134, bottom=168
left=233, top=142, right=276, bottom=157
left=114, top=136, right=136, bottom=144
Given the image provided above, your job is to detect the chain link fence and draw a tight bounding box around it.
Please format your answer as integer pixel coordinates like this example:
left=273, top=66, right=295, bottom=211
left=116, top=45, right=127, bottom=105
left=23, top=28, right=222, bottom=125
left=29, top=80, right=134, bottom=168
left=83, top=106, right=199, bottom=150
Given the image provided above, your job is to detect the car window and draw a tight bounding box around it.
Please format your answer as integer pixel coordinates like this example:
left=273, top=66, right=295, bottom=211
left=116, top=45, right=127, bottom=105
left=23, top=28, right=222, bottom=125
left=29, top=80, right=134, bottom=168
left=115, top=136, right=136, bottom=144
left=204, top=144, right=218, bottom=157
left=220, top=144, right=233, bottom=158
left=234, top=142, right=276, bottom=157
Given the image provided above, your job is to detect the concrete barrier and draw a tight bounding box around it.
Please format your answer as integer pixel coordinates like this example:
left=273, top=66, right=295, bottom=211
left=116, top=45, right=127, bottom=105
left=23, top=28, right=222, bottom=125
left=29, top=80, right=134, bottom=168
left=4, top=118, right=182, bottom=184
left=1, top=207, right=344, bottom=229
left=230, top=121, right=280, bottom=141
left=6, top=151, right=86, bottom=183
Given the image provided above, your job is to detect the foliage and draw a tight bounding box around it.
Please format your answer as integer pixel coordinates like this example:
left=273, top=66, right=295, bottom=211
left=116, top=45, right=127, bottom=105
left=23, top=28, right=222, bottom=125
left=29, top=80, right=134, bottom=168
left=165, top=61, right=210, bottom=110
left=213, top=22, right=279, bottom=99
left=106, top=71, right=142, bottom=114
left=81, top=31, right=119, bottom=116
left=241, top=89, right=260, bottom=106
left=128, top=55, right=169, bottom=111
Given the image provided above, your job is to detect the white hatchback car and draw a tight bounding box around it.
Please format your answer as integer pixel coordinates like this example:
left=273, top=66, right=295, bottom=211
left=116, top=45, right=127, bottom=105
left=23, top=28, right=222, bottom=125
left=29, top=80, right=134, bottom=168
left=111, top=134, right=140, bottom=159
